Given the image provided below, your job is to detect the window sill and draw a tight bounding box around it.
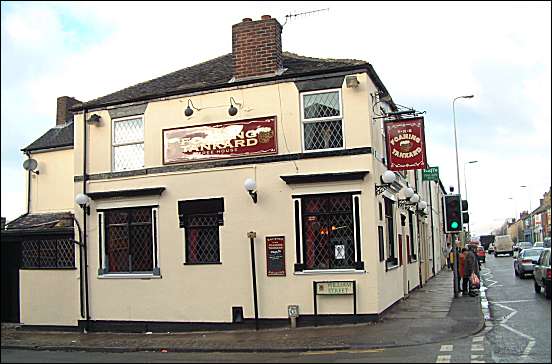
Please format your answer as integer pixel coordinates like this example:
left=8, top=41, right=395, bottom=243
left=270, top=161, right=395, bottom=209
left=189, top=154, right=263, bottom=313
left=20, top=267, right=77, bottom=270
left=294, top=269, right=366, bottom=275
left=386, top=264, right=400, bottom=271
left=183, top=262, right=222, bottom=265
left=97, top=273, right=161, bottom=279
left=303, top=146, right=345, bottom=154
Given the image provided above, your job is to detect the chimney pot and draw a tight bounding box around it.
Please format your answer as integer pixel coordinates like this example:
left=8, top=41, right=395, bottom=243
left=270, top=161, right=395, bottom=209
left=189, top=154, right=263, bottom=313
left=242, top=17, right=252, bottom=22
left=261, top=15, right=271, bottom=20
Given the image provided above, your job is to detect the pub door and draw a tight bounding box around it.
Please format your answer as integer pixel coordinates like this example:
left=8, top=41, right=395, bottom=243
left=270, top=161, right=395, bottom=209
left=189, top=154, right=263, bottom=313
left=1, top=241, right=21, bottom=323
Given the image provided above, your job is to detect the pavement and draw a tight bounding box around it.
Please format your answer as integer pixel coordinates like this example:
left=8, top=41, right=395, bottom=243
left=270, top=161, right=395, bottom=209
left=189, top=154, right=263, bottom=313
left=1, top=268, right=485, bottom=353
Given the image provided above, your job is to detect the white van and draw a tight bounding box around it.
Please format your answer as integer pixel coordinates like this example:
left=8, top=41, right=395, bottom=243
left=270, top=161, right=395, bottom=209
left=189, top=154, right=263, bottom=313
left=494, top=235, right=514, bottom=256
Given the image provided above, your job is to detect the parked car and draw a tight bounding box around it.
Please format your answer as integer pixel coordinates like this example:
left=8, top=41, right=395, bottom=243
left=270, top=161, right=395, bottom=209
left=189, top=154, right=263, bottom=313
left=534, top=241, right=544, bottom=248
left=476, top=246, right=486, bottom=263
left=534, top=248, right=551, bottom=299
left=494, top=235, right=514, bottom=257
left=544, top=237, right=551, bottom=248
left=514, top=241, right=533, bottom=258
left=514, top=248, right=544, bottom=278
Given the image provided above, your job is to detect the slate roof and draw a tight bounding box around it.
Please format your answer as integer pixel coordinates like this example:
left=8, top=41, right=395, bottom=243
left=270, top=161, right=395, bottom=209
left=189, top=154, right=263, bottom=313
left=72, top=52, right=391, bottom=110
left=5, top=212, right=74, bottom=231
left=21, top=122, right=74, bottom=152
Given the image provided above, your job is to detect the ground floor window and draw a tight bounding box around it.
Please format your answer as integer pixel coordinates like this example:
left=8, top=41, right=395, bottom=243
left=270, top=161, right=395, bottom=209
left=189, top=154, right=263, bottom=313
left=179, top=198, right=224, bottom=264
left=21, top=238, right=75, bottom=269
left=99, top=206, right=159, bottom=274
left=294, top=193, right=363, bottom=271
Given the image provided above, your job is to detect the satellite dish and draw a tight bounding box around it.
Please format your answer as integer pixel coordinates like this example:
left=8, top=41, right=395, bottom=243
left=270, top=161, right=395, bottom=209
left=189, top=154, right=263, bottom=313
left=23, top=158, right=39, bottom=174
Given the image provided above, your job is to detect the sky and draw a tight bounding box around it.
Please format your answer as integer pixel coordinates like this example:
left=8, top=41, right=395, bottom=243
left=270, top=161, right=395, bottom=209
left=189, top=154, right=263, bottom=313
left=1, top=1, right=551, bottom=237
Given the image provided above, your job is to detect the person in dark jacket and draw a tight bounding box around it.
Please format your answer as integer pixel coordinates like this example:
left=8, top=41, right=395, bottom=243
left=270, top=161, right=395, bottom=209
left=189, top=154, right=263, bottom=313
left=463, top=246, right=479, bottom=296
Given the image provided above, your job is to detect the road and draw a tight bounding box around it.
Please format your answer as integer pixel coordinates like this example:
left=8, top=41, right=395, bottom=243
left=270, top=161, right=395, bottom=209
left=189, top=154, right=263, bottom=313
left=2, top=253, right=550, bottom=363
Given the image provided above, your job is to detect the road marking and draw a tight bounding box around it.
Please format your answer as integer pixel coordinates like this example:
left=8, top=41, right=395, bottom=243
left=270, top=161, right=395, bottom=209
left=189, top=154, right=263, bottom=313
left=472, top=336, right=484, bottom=342
left=521, top=340, right=536, bottom=360
left=493, top=299, right=534, bottom=304
left=491, top=302, right=536, bottom=358
left=436, top=354, right=451, bottom=363
left=440, top=344, right=453, bottom=352
left=471, top=354, right=483, bottom=359
left=300, top=348, right=384, bottom=356
left=471, top=343, right=484, bottom=351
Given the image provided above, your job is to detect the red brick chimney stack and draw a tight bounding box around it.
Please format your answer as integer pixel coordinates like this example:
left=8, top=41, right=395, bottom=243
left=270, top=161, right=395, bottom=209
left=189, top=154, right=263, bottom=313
left=56, top=96, right=81, bottom=126
left=232, top=15, right=283, bottom=80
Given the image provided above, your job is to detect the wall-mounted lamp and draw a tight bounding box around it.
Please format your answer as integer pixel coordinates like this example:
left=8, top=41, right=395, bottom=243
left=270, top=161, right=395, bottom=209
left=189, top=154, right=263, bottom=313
left=184, top=99, right=200, bottom=117
left=75, top=193, right=91, bottom=215
left=417, top=200, right=428, bottom=217
left=398, top=191, right=420, bottom=209
left=229, top=97, right=241, bottom=116
left=345, top=75, right=360, bottom=88
left=244, top=178, right=257, bottom=203
left=375, top=170, right=397, bottom=195
left=86, top=114, right=101, bottom=125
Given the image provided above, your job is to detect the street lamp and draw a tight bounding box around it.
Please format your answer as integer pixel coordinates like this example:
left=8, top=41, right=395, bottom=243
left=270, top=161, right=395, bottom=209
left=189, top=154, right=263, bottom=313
left=451, top=94, right=473, bottom=298
left=520, top=185, right=532, bottom=212
left=463, top=160, right=478, bottom=233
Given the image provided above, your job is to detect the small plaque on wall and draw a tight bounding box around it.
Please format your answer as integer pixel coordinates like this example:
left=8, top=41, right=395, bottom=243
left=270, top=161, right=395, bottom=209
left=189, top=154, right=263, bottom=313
left=266, top=236, right=285, bottom=276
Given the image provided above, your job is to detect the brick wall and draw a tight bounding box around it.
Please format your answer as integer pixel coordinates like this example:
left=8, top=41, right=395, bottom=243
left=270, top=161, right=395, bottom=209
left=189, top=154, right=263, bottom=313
left=232, top=15, right=283, bottom=80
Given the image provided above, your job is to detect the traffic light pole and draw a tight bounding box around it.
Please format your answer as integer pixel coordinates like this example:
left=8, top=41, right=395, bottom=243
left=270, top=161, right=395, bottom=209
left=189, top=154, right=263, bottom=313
left=452, top=234, right=459, bottom=298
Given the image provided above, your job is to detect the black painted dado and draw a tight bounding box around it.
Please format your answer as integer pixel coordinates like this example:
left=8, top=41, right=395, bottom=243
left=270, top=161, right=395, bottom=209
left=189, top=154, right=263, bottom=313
left=280, top=171, right=369, bottom=184
left=74, top=147, right=372, bottom=182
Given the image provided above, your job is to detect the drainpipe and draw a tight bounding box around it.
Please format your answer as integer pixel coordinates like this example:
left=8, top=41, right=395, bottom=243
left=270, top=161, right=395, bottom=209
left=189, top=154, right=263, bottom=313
left=82, top=108, right=91, bottom=332
left=415, top=171, right=423, bottom=288
left=25, top=152, right=32, bottom=214
left=429, top=181, right=436, bottom=276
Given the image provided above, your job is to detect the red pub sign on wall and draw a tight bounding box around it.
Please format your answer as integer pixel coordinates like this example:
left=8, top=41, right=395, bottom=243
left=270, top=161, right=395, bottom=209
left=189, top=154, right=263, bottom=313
left=384, top=117, right=428, bottom=171
left=163, top=116, right=277, bottom=164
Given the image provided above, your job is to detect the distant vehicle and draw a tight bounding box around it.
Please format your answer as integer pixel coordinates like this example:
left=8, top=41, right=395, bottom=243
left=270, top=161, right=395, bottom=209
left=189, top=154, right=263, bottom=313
left=544, top=237, right=551, bottom=248
left=480, top=235, right=495, bottom=251
left=534, top=241, right=544, bottom=248
left=514, top=248, right=544, bottom=278
left=476, top=246, right=486, bottom=263
left=494, top=235, right=514, bottom=257
left=534, top=248, right=551, bottom=299
left=515, top=241, right=533, bottom=252
left=488, top=243, right=495, bottom=253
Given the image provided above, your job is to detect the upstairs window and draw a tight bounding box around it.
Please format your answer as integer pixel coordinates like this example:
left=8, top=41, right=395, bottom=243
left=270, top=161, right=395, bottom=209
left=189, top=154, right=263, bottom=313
left=301, top=89, right=344, bottom=151
left=112, top=116, right=144, bottom=172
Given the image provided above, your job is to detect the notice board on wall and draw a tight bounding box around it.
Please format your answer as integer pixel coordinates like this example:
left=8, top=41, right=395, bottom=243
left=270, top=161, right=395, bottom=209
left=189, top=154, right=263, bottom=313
left=266, top=236, right=285, bottom=276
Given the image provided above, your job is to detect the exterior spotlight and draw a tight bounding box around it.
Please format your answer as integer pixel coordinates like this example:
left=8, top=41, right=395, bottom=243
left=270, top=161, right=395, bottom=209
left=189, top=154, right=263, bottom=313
left=86, top=114, right=101, bottom=125
left=184, top=99, right=198, bottom=117
left=75, top=193, right=91, bottom=215
left=410, top=193, right=420, bottom=204
left=403, top=187, right=415, bottom=199
left=244, top=178, right=257, bottom=203
left=229, top=97, right=241, bottom=116
left=418, top=201, right=428, bottom=210
left=398, top=190, right=420, bottom=209
left=375, top=170, right=397, bottom=195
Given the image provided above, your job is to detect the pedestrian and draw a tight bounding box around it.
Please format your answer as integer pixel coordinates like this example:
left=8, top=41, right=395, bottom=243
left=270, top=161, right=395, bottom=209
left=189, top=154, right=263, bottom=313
left=446, top=243, right=452, bottom=270
left=459, top=248, right=467, bottom=295
left=464, top=246, right=479, bottom=297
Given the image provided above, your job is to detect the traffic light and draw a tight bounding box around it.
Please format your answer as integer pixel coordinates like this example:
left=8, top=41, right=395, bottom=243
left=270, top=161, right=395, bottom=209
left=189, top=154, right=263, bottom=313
left=462, top=200, right=469, bottom=225
left=443, top=194, right=463, bottom=233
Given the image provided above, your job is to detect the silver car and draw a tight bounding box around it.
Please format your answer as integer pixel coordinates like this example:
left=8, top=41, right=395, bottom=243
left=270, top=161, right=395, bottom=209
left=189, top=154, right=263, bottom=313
left=514, top=248, right=544, bottom=278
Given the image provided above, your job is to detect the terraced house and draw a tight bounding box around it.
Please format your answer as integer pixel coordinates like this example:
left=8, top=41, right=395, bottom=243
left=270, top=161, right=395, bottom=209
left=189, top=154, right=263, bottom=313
left=2, top=15, right=449, bottom=331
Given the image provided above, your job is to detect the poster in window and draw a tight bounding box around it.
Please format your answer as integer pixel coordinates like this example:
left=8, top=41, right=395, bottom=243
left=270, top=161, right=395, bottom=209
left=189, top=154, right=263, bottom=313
left=266, top=236, right=285, bottom=276
left=384, top=117, right=428, bottom=171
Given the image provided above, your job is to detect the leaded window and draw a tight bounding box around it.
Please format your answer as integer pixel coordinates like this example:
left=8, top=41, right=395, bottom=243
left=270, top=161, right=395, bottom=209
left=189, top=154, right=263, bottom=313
left=301, top=194, right=355, bottom=270
left=301, top=89, right=344, bottom=151
left=112, top=116, right=144, bottom=172
left=21, top=239, right=75, bottom=269
left=103, top=207, right=156, bottom=273
left=179, top=198, right=224, bottom=265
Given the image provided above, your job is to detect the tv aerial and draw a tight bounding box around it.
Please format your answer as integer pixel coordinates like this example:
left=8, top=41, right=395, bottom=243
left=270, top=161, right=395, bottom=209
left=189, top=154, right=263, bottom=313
left=23, top=158, right=40, bottom=175
left=282, top=8, right=330, bottom=27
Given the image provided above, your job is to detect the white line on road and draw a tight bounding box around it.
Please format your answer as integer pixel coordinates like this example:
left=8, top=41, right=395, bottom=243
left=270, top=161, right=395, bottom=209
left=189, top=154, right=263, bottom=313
left=436, top=354, right=451, bottom=363
left=472, top=336, right=484, bottom=342
left=493, top=299, right=535, bottom=304
left=440, top=345, right=453, bottom=352
left=471, top=344, right=484, bottom=351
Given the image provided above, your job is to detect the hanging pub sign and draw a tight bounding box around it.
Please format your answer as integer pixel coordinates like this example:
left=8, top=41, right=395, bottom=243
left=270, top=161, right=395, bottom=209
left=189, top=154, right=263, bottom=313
left=163, top=116, right=277, bottom=164
left=384, top=117, right=428, bottom=171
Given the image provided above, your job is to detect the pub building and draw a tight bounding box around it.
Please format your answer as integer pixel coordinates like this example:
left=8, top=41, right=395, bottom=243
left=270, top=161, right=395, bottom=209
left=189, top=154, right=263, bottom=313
left=1, top=15, right=450, bottom=331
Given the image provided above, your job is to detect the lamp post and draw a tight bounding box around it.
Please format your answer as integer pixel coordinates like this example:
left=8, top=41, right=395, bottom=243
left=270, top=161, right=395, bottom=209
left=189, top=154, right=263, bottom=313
left=508, top=197, right=517, bottom=222
left=451, top=95, right=473, bottom=298
left=463, top=160, right=478, bottom=234
left=520, top=185, right=533, bottom=242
